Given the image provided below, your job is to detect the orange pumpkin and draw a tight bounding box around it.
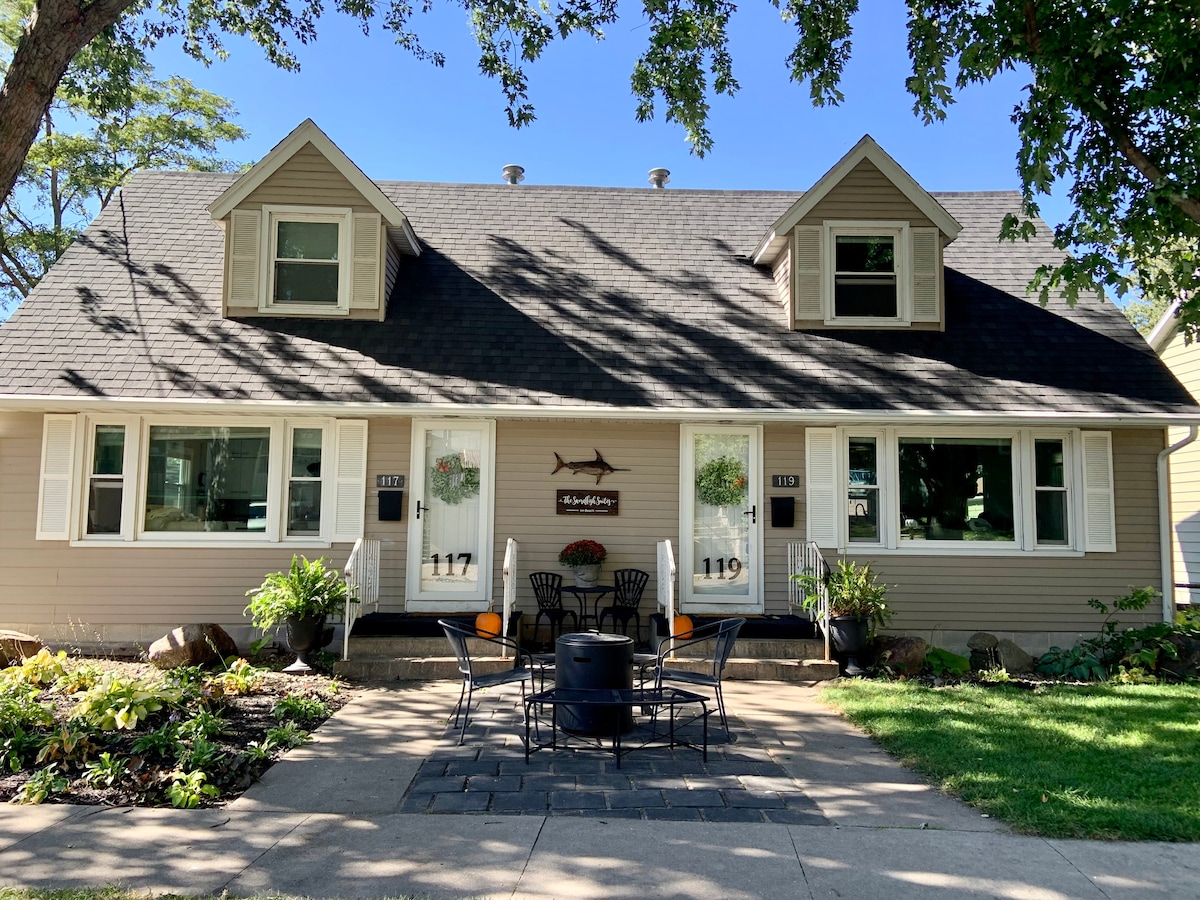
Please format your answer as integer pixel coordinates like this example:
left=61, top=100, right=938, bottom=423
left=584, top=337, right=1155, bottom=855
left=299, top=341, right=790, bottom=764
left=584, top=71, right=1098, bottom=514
left=475, top=612, right=502, bottom=638
left=672, top=614, right=694, bottom=640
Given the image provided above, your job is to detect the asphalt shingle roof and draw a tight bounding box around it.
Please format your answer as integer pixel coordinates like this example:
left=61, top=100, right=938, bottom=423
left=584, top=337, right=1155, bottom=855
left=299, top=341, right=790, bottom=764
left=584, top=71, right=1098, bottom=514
left=0, top=170, right=1194, bottom=417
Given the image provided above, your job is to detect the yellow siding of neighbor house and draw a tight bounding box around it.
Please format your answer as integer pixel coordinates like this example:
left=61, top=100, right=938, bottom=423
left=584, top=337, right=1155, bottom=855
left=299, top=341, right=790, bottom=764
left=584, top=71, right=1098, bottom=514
left=828, top=428, right=1163, bottom=634
left=0, top=411, right=352, bottom=646
left=798, top=159, right=936, bottom=227
left=1160, top=329, right=1200, bottom=602
left=224, top=142, right=387, bottom=320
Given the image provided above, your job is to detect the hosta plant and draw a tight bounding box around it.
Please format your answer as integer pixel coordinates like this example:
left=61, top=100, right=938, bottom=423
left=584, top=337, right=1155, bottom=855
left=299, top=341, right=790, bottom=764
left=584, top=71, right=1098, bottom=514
left=36, top=726, right=101, bottom=765
left=266, top=721, right=312, bottom=749
left=70, top=673, right=179, bottom=731
left=166, top=769, right=219, bottom=808
left=272, top=693, right=329, bottom=723
left=2, top=648, right=68, bottom=687
left=14, top=765, right=68, bottom=804
left=83, top=752, right=129, bottom=788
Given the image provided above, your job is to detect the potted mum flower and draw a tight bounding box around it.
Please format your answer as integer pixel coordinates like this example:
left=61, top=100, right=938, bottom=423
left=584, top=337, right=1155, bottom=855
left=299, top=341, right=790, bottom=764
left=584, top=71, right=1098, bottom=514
left=559, top=539, right=607, bottom=587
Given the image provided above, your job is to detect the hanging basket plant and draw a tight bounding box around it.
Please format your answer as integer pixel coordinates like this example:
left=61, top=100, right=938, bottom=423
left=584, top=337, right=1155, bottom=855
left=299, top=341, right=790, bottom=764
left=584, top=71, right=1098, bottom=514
left=695, top=455, right=748, bottom=507
left=429, top=454, right=480, bottom=505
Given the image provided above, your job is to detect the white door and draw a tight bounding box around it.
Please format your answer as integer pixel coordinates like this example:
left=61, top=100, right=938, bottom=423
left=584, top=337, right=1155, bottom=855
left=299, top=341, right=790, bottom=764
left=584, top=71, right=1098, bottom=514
left=680, top=425, right=763, bottom=611
left=406, top=419, right=496, bottom=611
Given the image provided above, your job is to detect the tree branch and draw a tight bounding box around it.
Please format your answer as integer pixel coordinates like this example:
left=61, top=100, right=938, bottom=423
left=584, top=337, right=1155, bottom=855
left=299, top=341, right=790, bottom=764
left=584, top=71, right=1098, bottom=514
left=1115, top=134, right=1200, bottom=225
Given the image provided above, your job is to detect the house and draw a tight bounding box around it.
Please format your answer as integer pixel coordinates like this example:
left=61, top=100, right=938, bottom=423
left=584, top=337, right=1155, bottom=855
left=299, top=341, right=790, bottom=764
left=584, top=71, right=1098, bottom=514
left=0, top=118, right=1195, bottom=659
left=1147, top=304, right=1200, bottom=608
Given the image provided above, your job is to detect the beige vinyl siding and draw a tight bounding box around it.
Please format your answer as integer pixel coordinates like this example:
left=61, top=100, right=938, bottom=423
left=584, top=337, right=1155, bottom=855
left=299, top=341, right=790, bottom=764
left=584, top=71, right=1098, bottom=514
left=763, top=424, right=805, bottom=614
left=362, top=417, right=410, bottom=612
left=1160, top=329, right=1200, bottom=602
left=770, top=244, right=792, bottom=325
left=821, top=428, right=1162, bottom=633
left=798, top=159, right=936, bottom=227
left=241, top=142, right=379, bottom=211
left=491, top=421, right=679, bottom=619
left=0, top=412, right=352, bottom=646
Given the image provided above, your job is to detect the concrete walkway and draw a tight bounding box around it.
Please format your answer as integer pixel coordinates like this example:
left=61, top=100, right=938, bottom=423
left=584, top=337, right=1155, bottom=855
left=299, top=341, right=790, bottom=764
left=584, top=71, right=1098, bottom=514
left=1, top=680, right=1197, bottom=899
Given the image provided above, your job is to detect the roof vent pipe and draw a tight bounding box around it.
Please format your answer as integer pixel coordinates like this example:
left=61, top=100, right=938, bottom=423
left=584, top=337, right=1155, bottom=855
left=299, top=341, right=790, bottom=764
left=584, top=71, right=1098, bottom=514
left=648, top=168, right=670, bottom=189
left=502, top=164, right=525, bottom=185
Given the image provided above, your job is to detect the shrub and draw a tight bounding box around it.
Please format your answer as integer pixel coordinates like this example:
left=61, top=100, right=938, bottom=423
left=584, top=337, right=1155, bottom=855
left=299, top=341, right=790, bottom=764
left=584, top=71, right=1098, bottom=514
left=1037, top=644, right=1107, bottom=681
left=925, top=647, right=970, bottom=677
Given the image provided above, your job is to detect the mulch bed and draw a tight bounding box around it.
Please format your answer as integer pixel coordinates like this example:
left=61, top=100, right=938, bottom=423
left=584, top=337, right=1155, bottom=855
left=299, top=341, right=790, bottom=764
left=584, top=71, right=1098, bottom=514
left=0, top=655, right=351, bottom=807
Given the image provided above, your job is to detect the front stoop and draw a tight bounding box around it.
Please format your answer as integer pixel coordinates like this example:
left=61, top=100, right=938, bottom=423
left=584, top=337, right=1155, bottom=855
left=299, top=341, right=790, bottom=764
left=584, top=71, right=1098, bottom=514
left=335, top=636, right=840, bottom=682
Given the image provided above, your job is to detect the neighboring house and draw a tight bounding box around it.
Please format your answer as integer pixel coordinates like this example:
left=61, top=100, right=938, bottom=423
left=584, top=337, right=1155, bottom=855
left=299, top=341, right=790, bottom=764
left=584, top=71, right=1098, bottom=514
left=1147, top=303, right=1200, bottom=607
left=0, top=119, right=1196, bottom=657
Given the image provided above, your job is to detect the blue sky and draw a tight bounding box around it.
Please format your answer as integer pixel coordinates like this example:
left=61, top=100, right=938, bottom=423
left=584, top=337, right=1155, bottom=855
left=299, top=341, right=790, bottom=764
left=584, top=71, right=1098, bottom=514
left=146, top=1, right=1071, bottom=228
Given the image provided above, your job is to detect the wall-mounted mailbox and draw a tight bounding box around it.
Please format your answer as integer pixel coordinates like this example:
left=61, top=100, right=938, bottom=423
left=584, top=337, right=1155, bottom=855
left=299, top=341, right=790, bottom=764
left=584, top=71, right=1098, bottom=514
left=379, top=490, right=404, bottom=522
left=770, top=496, right=795, bottom=528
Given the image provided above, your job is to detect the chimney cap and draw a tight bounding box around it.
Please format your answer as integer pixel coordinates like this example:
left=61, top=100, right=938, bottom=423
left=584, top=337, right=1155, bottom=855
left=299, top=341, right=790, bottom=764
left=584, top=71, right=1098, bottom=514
left=502, top=164, right=525, bottom=185
left=648, top=167, right=671, bottom=188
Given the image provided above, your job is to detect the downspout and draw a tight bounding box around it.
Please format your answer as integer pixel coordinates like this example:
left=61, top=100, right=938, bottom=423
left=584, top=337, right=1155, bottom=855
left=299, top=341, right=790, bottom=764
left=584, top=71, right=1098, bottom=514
left=1158, top=425, right=1199, bottom=622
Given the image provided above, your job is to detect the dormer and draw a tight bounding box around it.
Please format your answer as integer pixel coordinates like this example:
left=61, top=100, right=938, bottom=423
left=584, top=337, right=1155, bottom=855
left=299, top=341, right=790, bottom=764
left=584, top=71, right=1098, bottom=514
left=754, top=136, right=962, bottom=331
left=208, top=119, right=420, bottom=321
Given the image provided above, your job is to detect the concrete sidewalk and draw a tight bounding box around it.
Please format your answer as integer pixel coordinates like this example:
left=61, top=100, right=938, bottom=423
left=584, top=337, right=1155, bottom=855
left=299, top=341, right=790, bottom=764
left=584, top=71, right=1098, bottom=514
left=0, top=681, right=1196, bottom=899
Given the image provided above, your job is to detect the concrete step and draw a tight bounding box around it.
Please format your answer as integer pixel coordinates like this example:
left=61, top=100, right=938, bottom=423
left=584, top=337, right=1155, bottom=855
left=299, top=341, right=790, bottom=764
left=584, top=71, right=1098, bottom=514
left=345, top=635, right=826, bottom=661
left=334, top=654, right=840, bottom=683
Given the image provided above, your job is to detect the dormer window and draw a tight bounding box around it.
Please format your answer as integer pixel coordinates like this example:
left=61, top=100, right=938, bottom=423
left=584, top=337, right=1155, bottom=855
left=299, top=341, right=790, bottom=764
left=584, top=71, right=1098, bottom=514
left=825, top=222, right=909, bottom=325
left=264, top=206, right=352, bottom=313
left=832, top=228, right=902, bottom=320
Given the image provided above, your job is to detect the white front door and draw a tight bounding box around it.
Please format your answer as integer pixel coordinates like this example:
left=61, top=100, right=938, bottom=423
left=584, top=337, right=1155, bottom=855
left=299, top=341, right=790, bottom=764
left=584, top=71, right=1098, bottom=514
left=406, top=419, right=496, bottom=611
left=680, top=425, right=763, bottom=612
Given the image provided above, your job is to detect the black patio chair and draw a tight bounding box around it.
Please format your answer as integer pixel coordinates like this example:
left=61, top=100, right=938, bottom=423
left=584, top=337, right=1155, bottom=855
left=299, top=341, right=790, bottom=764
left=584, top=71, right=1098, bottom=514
left=648, top=617, right=746, bottom=737
left=597, top=568, right=650, bottom=645
left=439, top=619, right=535, bottom=745
left=529, top=571, right=577, bottom=648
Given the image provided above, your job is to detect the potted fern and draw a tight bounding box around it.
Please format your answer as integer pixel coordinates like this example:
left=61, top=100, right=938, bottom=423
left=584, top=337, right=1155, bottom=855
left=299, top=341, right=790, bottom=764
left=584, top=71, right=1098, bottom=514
left=245, top=556, right=352, bottom=673
left=794, top=558, right=891, bottom=675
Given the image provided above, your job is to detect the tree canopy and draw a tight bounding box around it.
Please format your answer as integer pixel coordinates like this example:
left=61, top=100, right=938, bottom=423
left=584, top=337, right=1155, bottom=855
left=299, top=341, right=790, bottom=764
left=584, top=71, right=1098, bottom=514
left=0, top=1, right=1197, bottom=326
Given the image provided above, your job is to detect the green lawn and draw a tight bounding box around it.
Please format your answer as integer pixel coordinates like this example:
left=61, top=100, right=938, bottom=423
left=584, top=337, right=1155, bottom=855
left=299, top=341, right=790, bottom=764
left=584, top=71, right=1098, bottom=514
left=822, top=680, right=1200, bottom=840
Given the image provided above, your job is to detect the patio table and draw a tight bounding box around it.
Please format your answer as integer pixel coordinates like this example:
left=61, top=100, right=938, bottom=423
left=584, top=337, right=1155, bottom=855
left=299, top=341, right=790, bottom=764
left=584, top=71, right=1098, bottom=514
left=561, top=585, right=614, bottom=628
left=523, top=686, right=710, bottom=768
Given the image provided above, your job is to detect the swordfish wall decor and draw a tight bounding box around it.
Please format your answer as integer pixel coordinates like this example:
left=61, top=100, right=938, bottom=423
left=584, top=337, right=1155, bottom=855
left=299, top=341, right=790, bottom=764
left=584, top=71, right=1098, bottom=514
left=551, top=450, right=630, bottom=485
left=552, top=450, right=627, bottom=516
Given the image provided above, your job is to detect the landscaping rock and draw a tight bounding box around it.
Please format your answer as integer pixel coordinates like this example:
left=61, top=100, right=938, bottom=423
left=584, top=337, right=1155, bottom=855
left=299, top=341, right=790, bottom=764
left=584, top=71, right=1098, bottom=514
left=969, top=649, right=996, bottom=672
left=967, top=632, right=998, bottom=651
left=148, top=624, right=237, bottom=669
left=1162, top=633, right=1200, bottom=681
left=995, top=639, right=1034, bottom=674
left=873, top=635, right=928, bottom=675
left=0, top=630, right=43, bottom=665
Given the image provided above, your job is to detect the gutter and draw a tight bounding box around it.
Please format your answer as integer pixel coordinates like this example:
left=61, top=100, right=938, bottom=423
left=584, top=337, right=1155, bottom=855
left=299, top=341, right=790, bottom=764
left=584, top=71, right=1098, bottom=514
left=1159, top=425, right=1199, bottom=621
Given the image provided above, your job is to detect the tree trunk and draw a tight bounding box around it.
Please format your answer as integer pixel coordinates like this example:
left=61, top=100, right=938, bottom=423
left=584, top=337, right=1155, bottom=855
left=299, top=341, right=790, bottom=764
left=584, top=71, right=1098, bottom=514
left=0, top=0, right=137, bottom=208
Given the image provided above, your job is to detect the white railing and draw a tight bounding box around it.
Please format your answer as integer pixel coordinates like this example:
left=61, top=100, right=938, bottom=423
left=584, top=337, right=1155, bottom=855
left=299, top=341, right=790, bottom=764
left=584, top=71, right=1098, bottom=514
left=788, top=540, right=832, bottom=663
left=500, top=537, right=519, bottom=659
left=342, top=537, right=381, bottom=660
left=656, top=539, right=677, bottom=658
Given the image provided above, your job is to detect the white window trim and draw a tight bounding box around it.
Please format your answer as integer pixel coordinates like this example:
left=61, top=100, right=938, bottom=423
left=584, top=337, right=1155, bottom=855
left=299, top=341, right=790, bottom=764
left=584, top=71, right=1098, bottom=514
left=830, top=426, right=1086, bottom=556
left=70, top=414, right=336, bottom=549
left=823, top=220, right=911, bottom=327
left=259, top=205, right=353, bottom=316
left=282, top=420, right=334, bottom=542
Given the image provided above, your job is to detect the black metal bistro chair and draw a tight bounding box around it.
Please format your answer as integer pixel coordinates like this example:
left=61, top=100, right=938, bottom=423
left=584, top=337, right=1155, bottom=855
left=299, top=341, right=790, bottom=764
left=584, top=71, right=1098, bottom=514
left=529, top=572, right=578, bottom=648
left=597, top=568, right=650, bottom=645
left=649, top=617, right=746, bottom=737
left=439, top=619, right=535, bottom=745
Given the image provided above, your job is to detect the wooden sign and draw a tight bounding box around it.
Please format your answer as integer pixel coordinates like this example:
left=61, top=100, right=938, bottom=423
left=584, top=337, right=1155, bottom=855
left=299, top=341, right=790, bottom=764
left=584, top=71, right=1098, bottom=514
left=376, top=474, right=405, bottom=488
left=557, top=489, right=619, bottom=515
left=771, top=474, right=801, bottom=488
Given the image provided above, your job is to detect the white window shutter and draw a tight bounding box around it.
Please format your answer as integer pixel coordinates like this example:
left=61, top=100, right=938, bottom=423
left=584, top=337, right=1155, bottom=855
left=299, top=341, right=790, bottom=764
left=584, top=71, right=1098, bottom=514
left=37, top=415, right=77, bottom=541
left=331, top=420, right=369, bottom=542
left=793, top=226, right=823, bottom=322
left=806, top=428, right=839, bottom=548
left=1081, top=431, right=1116, bottom=552
left=911, top=227, right=941, bottom=322
left=350, top=213, right=381, bottom=309
left=228, top=209, right=261, bottom=307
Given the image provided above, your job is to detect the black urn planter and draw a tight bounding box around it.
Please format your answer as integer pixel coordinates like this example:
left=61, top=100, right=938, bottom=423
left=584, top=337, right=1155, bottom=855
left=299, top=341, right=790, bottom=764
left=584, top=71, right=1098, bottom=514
left=282, top=614, right=328, bottom=674
left=828, top=615, right=871, bottom=676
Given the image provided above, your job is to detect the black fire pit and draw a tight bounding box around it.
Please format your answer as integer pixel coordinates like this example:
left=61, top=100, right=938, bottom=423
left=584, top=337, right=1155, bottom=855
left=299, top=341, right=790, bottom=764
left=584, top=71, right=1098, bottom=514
left=555, top=632, right=634, bottom=734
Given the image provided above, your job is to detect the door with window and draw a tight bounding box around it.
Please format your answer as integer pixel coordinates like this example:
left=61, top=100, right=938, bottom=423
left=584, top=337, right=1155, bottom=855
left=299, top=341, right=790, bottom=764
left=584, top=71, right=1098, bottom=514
left=406, top=420, right=495, bottom=610
left=680, top=426, right=762, bottom=611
